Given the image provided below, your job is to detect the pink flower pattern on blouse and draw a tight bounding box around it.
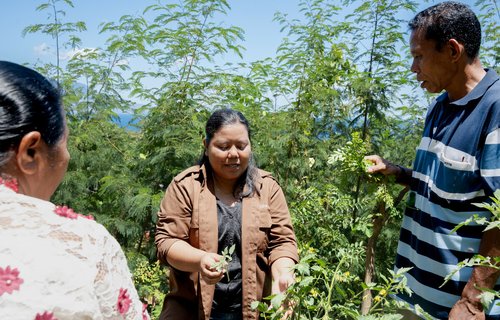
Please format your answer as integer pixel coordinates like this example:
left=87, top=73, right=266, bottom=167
left=53, top=206, right=78, bottom=219
left=0, top=176, right=94, bottom=221
left=117, top=288, right=132, bottom=315
left=78, top=213, right=95, bottom=220
left=53, top=206, right=94, bottom=220
left=0, top=176, right=18, bottom=193
left=1, top=179, right=145, bottom=318
left=34, top=311, right=58, bottom=320
left=0, top=266, right=24, bottom=296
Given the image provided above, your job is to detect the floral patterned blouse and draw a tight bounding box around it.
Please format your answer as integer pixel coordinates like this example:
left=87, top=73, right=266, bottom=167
left=0, top=181, right=149, bottom=320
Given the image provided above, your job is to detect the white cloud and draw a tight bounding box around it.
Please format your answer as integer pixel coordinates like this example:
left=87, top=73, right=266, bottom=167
left=33, top=44, right=101, bottom=62
left=33, top=43, right=51, bottom=56
left=115, top=59, right=129, bottom=67
left=61, top=47, right=99, bottom=60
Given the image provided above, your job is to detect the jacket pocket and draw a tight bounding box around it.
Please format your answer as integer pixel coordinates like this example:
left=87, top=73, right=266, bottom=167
left=257, top=208, right=272, bottom=253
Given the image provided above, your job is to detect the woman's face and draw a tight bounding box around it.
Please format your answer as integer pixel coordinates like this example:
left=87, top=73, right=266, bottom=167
left=205, top=122, right=251, bottom=185
left=40, top=126, right=70, bottom=200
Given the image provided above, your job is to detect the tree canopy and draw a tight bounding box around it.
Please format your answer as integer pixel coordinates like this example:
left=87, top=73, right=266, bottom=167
left=19, top=0, right=500, bottom=318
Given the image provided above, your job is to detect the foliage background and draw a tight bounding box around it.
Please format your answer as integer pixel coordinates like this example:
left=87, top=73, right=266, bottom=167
left=17, top=0, right=500, bottom=318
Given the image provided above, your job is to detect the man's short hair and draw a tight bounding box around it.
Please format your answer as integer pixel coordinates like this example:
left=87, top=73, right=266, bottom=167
left=409, top=1, right=481, bottom=59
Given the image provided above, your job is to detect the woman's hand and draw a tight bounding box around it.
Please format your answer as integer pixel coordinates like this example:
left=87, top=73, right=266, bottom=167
left=271, top=258, right=296, bottom=319
left=271, top=272, right=295, bottom=320
left=272, top=271, right=295, bottom=294
left=271, top=257, right=295, bottom=294
left=199, top=252, right=225, bottom=285
left=166, top=241, right=224, bottom=285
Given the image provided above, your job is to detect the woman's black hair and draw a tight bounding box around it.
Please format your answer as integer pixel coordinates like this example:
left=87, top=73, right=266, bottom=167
left=0, top=61, right=64, bottom=167
left=409, top=1, right=481, bottom=60
left=199, top=108, right=258, bottom=198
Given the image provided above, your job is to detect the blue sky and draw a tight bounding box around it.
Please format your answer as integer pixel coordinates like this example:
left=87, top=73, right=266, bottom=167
left=1, top=0, right=483, bottom=92
left=1, top=1, right=305, bottom=67
left=1, top=1, right=482, bottom=68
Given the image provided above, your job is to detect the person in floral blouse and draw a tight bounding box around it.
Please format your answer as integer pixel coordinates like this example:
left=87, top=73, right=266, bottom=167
left=0, top=61, right=148, bottom=320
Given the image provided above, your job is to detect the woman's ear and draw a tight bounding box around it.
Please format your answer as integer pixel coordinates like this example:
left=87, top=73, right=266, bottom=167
left=203, top=138, right=208, bottom=156
left=15, top=131, right=44, bottom=175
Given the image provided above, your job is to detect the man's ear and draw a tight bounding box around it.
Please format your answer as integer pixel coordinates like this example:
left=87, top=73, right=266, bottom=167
left=448, top=39, right=464, bottom=62
left=15, top=131, right=44, bottom=175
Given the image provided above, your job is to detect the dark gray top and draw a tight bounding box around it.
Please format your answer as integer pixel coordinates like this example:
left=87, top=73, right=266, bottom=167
left=211, top=199, right=243, bottom=314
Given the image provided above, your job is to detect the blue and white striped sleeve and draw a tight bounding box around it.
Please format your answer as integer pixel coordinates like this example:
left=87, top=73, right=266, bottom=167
left=481, top=123, right=500, bottom=195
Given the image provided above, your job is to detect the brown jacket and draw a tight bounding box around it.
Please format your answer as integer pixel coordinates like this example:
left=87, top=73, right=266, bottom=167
left=155, top=164, right=299, bottom=320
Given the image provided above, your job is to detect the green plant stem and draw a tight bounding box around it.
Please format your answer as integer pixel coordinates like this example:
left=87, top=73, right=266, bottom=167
left=322, top=255, right=347, bottom=319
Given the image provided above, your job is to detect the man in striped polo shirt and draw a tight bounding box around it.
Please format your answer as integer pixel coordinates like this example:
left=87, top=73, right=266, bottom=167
left=365, top=2, right=500, bottom=319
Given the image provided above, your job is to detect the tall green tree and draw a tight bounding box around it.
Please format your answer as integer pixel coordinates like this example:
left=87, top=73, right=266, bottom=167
left=337, top=0, right=419, bottom=312
left=22, top=0, right=86, bottom=86
left=265, top=0, right=353, bottom=189
left=24, top=0, right=156, bottom=252
left=476, top=0, right=500, bottom=71
left=129, top=0, right=245, bottom=186
left=20, top=0, right=500, bottom=317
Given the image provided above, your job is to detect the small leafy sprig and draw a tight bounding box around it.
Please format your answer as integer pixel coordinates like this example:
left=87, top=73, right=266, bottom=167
left=444, top=189, right=500, bottom=310
left=451, top=189, right=500, bottom=233
left=212, top=244, right=235, bottom=281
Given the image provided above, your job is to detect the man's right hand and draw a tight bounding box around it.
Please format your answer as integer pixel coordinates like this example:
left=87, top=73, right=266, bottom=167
left=364, top=155, right=401, bottom=176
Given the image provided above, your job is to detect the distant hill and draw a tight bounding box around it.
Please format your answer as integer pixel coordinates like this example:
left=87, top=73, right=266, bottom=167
left=116, top=113, right=140, bottom=131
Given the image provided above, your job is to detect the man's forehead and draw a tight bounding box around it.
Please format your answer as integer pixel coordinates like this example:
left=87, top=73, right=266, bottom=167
left=409, top=29, right=432, bottom=50
left=409, top=31, right=421, bottom=51
left=410, top=29, right=424, bottom=42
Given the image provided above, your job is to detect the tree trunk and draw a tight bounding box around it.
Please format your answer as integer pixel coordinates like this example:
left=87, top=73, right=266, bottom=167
left=360, top=186, right=409, bottom=315
left=360, top=201, right=386, bottom=315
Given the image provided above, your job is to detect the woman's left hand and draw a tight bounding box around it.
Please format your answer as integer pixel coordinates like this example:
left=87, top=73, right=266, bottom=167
left=271, top=258, right=296, bottom=319
left=271, top=272, right=295, bottom=319
left=272, top=272, right=294, bottom=294
left=271, top=257, right=295, bottom=293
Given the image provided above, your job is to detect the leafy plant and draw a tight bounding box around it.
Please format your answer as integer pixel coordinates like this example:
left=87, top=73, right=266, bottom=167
left=451, top=189, right=500, bottom=233
left=212, top=244, right=235, bottom=281
left=126, top=251, right=169, bottom=319
left=22, top=0, right=87, bottom=86
left=444, top=189, right=500, bottom=311
left=21, top=1, right=500, bottom=319
left=252, top=245, right=413, bottom=319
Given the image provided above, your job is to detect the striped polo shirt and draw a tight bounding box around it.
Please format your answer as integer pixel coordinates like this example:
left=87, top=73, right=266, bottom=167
left=394, top=69, right=500, bottom=319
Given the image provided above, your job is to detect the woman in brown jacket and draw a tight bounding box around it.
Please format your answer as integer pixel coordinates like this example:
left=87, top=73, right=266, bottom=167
left=155, top=109, right=299, bottom=320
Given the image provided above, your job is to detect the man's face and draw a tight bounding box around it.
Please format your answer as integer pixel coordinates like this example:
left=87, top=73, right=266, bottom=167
left=410, top=30, right=456, bottom=94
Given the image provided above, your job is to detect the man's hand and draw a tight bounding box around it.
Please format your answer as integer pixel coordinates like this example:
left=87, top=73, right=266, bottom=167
left=364, top=155, right=400, bottom=176
left=451, top=228, right=500, bottom=319
left=449, top=297, right=485, bottom=320
left=365, top=154, right=413, bottom=186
